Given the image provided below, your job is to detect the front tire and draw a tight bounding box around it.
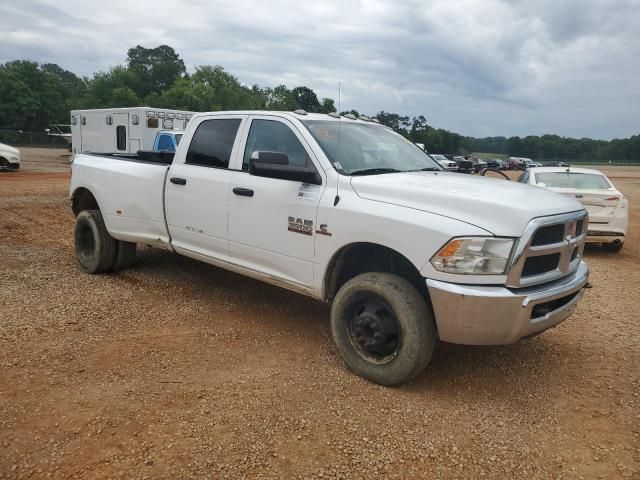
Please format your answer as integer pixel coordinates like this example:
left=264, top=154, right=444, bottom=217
left=74, top=210, right=117, bottom=273
left=330, top=273, right=436, bottom=386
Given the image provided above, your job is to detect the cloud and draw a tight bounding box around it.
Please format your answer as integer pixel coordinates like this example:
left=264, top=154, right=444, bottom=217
left=1, top=0, right=638, bottom=139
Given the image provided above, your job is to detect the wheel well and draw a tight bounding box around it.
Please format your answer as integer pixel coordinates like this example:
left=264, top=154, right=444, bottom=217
left=324, top=243, right=428, bottom=302
left=71, top=188, right=99, bottom=216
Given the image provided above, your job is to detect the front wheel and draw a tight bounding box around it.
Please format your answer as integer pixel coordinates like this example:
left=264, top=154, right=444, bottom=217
left=330, top=273, right=436, bottom=386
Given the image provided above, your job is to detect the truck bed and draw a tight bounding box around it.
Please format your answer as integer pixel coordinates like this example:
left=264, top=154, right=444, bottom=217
left=81, top=150, right=175, bottom=165
left=71, top=153, right=172, bottom=247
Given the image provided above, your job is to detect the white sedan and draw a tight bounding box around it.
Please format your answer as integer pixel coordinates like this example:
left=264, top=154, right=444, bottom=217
left=0, top=142, right=21, bottom=170
left=430, top=154, right=458, bottom=171
left=518, top=167, right=628, bottom=252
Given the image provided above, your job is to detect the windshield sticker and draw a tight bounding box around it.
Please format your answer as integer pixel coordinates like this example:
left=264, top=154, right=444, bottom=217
left=333, top=162, right=343, bottom=170
left=316, top=127, right=336, bottom=139
left=298, top=183, right=320, bottom=202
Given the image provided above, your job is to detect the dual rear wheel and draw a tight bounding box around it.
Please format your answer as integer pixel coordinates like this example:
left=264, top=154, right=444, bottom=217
left=74, top=210, right=136, bottom=273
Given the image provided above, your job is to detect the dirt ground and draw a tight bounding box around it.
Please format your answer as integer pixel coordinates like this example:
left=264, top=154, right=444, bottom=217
left=1, top=148, right=638, bottom=479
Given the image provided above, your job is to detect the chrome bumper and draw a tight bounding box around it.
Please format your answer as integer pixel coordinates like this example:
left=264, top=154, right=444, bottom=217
left=426, top=261, right=589, bottom=345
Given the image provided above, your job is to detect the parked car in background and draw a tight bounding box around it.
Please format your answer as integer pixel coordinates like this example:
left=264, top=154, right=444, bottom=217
left=509, top=157, right=527, bottom=170
left=519, top=167, right=628, bottom=252
left=486, top=158, right=508, bottom=170
left=0, top=142, right=20, bottom=170
left=431, top=154, right=458, bottom=171
left=472, top=158, right=487, bottom=173
left=454, top=156, right=474, bottom=173
left=523, top=159, right=542, bottom=168
left=486, top=159, right=501, bottom=169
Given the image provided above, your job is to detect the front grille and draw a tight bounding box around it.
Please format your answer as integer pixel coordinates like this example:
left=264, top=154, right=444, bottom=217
left=507, top=212, right=587, bottom=287
left=522, top=253, right=560, bottom=277
left=531, top=291, right=580, bottom=319
left=531, top=224, right=565, bottom=246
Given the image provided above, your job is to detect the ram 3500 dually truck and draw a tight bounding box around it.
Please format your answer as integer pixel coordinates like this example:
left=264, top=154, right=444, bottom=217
left=70, top=111, right=590, bottom=385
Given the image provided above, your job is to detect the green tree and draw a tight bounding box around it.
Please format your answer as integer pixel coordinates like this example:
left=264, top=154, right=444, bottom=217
left=319, top=97, right=336, bottom=113
left=291, top=86, right=321, bottom=112
left=80, top=66, right=142, bottom=108
left=126, top=45, right=186, bottom=98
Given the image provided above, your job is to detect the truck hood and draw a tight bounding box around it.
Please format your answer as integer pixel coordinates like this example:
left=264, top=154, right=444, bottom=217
left=350, top=172, right=585, bottom=236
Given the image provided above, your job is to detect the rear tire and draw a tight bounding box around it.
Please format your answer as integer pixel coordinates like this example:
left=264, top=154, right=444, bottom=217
left=74, top=210, right=117, bottom=273
left=603, top=242, right=623, bottom=252
left=330, top=272, right=436, bottom=386
left=113, top=240, right=137, bottom=271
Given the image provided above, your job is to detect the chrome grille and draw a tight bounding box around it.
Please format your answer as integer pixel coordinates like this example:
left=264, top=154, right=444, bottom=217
left=507, top=211, right=588, bottom=288
left=530, top=224, right=564, bottom=246
left=522, top=253, right=561, bottom=277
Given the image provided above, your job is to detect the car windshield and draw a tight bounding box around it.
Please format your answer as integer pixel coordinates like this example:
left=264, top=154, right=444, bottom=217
left=431, top=154, right=447, bottom=161
left=302, top=120, right=442, bottom=174
left=175, top=134, right=183, bottom=145
left=535, top=172, right=611, bottom=189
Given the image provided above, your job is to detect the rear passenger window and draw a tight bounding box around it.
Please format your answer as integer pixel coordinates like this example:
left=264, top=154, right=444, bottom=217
left=186, top=119, right=241, bottom=168
left=116, top=126, right=126, bottom=151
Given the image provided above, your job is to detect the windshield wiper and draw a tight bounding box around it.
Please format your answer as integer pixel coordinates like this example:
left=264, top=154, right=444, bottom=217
left=349, top=168, right=402, bottom=176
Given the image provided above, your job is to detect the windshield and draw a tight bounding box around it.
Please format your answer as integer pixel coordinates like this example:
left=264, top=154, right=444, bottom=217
left=302, top=120, right=442, bottom=174
left=431, top=154, right=448, bottom=161
left=175, top=134, right=183, bottom=145
left=535, top=172, right=611, bottom=189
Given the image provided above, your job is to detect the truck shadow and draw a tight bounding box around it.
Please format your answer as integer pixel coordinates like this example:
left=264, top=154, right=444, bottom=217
left=129, top=246, right=576, bottom=397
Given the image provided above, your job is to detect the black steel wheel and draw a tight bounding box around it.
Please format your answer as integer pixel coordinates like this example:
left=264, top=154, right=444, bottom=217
left=331, top=272, right=437, bottom=386
left=347, top=294, right=401, bottom=364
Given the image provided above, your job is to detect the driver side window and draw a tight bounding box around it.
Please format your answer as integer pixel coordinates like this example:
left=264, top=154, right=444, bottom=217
left=243, top=119, right=311, bottom=171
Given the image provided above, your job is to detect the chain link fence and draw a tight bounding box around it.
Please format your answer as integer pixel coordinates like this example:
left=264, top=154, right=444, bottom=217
left=1, top=130, right=69, bottom=149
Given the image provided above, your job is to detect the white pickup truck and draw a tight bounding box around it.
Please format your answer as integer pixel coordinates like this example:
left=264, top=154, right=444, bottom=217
left=70, top=111, right=590, bottom=385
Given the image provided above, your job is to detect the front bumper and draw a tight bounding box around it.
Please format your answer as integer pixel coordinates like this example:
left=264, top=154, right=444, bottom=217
left=1, top=155, right=20, bottom=170
left=426, top=261, right=589, bottom=345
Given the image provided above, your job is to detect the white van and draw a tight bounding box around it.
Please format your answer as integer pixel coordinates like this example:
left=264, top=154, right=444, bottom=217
left=70, top=107, right=196, bottom=156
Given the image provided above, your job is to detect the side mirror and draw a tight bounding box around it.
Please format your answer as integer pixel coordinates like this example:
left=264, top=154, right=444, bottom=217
left=249, top=151, right=321, bottom=185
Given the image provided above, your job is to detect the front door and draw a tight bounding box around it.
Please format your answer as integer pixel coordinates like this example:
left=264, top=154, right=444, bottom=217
left=227, top=116, right=325, bottom=289
left=165, top=115, right=246, bottom=260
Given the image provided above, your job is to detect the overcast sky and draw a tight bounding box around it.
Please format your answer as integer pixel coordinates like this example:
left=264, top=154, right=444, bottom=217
left=1, top=0, right=638, bottom=139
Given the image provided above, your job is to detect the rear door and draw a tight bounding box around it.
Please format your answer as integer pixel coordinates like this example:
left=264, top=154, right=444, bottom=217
left=112, top=113, right=129, bottom=153
left=165, top=115, right=247, bottom=260
left=227, top=116, right=325, bottom=289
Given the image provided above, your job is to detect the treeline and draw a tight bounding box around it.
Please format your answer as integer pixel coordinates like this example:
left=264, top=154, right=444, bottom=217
left=463, top=134, right=640, bottom=163
left=0, top=45, right=637, bottom=161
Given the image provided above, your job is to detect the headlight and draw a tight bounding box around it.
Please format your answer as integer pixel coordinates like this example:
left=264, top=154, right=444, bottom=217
left=431, top=237, right=514, bottom=275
